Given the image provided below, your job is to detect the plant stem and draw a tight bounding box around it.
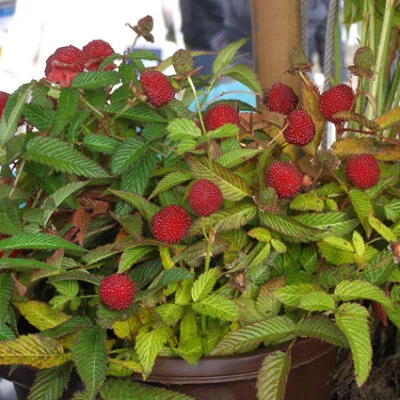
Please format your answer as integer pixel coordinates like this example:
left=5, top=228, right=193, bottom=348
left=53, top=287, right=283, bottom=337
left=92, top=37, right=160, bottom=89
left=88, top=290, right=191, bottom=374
left=9, top=160, right=25, bottom=198
left=187, top=76, right=207, bottom=135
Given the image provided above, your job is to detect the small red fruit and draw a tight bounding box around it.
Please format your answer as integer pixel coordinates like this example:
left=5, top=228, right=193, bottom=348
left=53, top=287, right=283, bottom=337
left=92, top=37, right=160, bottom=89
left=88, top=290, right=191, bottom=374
left=45, top=45, right=85, bottom=87
left=0, top=91, right=9, bottom=120
left=151, top=205, right=191, bottom=243
left=345, top=154, right=380, bottom=189
left=139, top=70, right=175, bottom=108
left=266, top=161, right=303, bottom=199
left=82, top=39, right=115, bottom=71
left=188, top=179, right=223, bottom=216
left=265, top=82, right=298, bottom=115
left=284, top=110, right=315, bottom=146
left=319, top=84, right=355, bottom=123
left=99, top=274, right=135, bottom=311
left=203, top=103, right=239, bottom=131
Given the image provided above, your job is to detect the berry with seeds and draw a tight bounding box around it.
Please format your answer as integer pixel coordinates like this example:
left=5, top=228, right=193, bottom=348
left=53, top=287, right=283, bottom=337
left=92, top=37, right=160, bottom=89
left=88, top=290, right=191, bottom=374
left=140, top=70, right=175, bottom=108
left=203, top=103, right=239, bottom=131
left=99, top=274, right=135, bottom=311
left=188, top=179, right=223, bottom=216
left=266, top=161, right=303, bottom=199
left=82, top=39, right=115, bottom=71
left=319, top=84, right=355, bottom=123
left=345, top=154, right=380, bottom=189
left=0, top=91, right=9, bottom=120
left=284, top=110, right=315, bottom=146
left=265, top=82, right=298, bottom=115
left=45, top=45, right=85, bottom=87
left=151, top=205, right=191, bottom=243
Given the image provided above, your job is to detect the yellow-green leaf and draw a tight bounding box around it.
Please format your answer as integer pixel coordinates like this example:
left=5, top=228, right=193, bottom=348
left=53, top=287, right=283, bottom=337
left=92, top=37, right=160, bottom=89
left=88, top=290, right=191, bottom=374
left=368, top=213, right=397, bottom=242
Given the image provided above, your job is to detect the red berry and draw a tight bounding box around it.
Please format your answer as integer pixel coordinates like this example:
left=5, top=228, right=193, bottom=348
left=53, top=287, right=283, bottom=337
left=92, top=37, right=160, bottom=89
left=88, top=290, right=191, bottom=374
left=345, top=154, right=380, bottom=189
left=0, top=91, right=9, bottom=120
left=45, top=45, right=85, bottom=87
left=140, top=70, right=175, bottom=108
left=188, top=179, right=223, bottom=216
left=151, top=205, right=191, bottom=243
left=99, top=274, right=135, bottom=311
left=284, top=110, right=315, bottom=146
left=319, top=84, right=355, bottom=123
left=265, top=82, right=298, bottom=115
left=266, top=161, right=303, bottom=199
left=82, top=39, right=115, bottom=71
left=203, top=103, right=239, bottom=131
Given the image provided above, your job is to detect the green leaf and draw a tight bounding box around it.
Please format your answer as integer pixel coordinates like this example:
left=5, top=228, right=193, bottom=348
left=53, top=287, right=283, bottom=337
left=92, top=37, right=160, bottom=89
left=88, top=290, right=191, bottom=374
left=106, top=102, right=166, bottom=123
left=335, top=303, right=372, bottom=387
left=349, top=189, right=373, bottom=237
left=188, top=156, right=251, bottom=201
left=206, top=124, right=238, bottom=139
left=256, top=351, right=290, bottom=400
left=322, top=236, right=354, bottom=252
left=192, top=293, right=238, bottom=321
left=109, top=190, right=160, bottom=221
left=29, top=363, right=73, bottom=400
left=317, top=242, right=355, bottom=266
left=26, top=137, right=109, bottom=178
left=211, top=316, right=295, bottom=356
left=23, top=104, right=56, bottom=131
left=334, top=280, right=392, bottom=309
left=118, top=246, right=154, bottom=273
left=368, top=213, right=397, bottom=242
left=298, top=291, right=336, bottom=312
left=53, top=88, right=80, bottom=134
left=13, top=301, right=71, bottom=330
left=191, top=268, right=218, bottom=302
left=0, top=274, right=12, bottom=325
left=223, top=63, right=262, bottom=93
left=149, top=267, right=193, bottom=292
left=0, top=258, right=57, bottom=272
left=72, top=71, right=120, bottom=89
left=270, top=239, right=287, bottom=253
left=111, top=138, right=147, bottom=175
left=256, top=277, right=285, bottom=317
left=290, top=190, right=324, bottom=212
left=0, top=334, right=71, bottom=368
left=212, top=38, right=248, bottom=74
left=167, top=118, right=202, bottom=140
left=149, top=171, right=194, bottom=199
left=0, top=233, right=85, bottom=254
left=41, top=316, right=92, bottom=338
left=374, top=106, right=400, bottom=130
left=216, top=148, right=263, bottom=168
left=84, top=134, right=119, bottom=154
left=156, top=303, right=183, bottom=326
left=0, top=325, right=16, bottom=341
left=248, top=227, right=272, bottom=242
left=72, top=327, right=107, bottom=398
left=295, top=315, right=348, bottom=348
left=275, top=284, right=322, bottom=307
left=100, top=378, right=193, bottom=400
left=136, top=325, right=170, bottom=376
left=352, top=231, right=366, bottom=256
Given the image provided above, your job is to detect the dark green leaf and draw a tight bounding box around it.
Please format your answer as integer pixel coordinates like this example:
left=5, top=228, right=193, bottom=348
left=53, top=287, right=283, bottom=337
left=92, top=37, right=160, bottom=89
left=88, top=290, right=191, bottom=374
left=72, top=71, right=120, bottom=89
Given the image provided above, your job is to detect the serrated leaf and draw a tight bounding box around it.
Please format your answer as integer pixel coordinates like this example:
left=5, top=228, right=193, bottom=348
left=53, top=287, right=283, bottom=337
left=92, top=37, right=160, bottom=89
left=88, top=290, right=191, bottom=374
left=192, top=293, right=238, bottom=321
left=235, top=297, right=266, bottom=323
left=212, top=38, right=248, bottom=74
left=384, top=199, right=400, bottom=222
left=248, top=227, right=272, bottom=242
left=84, top=134, right=119, bottom=154
left=223, top=63, right=262, bottom=93
left=206, top=123, right=238, bottom=139
left=256, top=277, right=285, bottom=317
left=41, top=317, right=92, bottom=338
left=0, top=325, right=16, bottom=341
left=322, top=236, right=354, bottom=252
left=290, top=190, right=324, bottom=212
left=189, top=203, right=257, bottom=235
left=0, top=274, right=12, bottom=324
left=111, top=138, right=147, bottom=175
left=0, top=233, right=84, bottom=254
left=270, top=239, right=287, bottom=253
left=149, top=171, right=193, bottom=199
left=118, top=246, right=154, bottom=273
left=349, top=189, right=373, bottom=237
left=150, top=267, right=193, bottom=292
left=275, top=284, right=322, bottom=307
left=167, top=118, right=202, bottom=140
left=26, top=137, right=109, bottom=178
left=188, top=156, right=251, bottom=201
left=13, top=301, right=70, bottom=331
left=216, top=148, right=263, bottom=168
left=53, top=280, right=79, bottom=298
left=257, top=351, right=290, bottom=400
left=72, top=327, right=107, bottom=398
left=100, top=378, right=193, bottom=400
left=29, top=363, right=73, bottom=400
left=360, top=251, right=396, bottom=285
left=295, top=316, right=348, bottom=348
left=106, top=102, right=166, bottom=123
left=352, top=231, right=365, bottom=256
left=53, top=87, right=80, bottom=134
left=23, top=104, right=56, bottom=131
left=72, top=71, right=120, bottom=89
left=156, top=303, right=184, bottom=326
left=50, top=270, right=102, bottom=286
left=112, top=316, right=140, bottom=340
left=211, top=315, right=295, bottom=356
left=375, top=106, right=400, bottom=130
left=368, top=213, right=396, bottom=242
left=298, top=291, right=336, bottom=312
left=177, top=335, right=203, bottom=364
left=335, top=303, right=372, bottom=387
left=317, top=241, right=355, bottom=265
left=136, top=325, right=170, bottom=376
left=334, top=280, right=392, bottom=310
left=191, top=268, right=218, bottom=302
left=0, top=334, right=70, bottom=368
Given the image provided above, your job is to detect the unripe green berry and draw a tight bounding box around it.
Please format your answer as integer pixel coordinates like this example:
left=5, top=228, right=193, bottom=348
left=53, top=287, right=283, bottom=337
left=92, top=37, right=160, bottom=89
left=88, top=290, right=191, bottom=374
left=354, top=46, right=374, bottom=71
left=172, top=49, right=194, bottom=74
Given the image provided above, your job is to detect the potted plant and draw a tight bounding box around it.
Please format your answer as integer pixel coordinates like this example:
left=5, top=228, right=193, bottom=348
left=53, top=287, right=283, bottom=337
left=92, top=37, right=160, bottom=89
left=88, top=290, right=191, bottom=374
left=1, top=14, right=400, bottom=400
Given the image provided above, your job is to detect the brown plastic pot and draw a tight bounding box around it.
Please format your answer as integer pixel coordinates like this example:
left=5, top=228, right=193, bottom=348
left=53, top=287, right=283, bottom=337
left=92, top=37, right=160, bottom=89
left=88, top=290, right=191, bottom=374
left=133, top=338, right=335, bottom=400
